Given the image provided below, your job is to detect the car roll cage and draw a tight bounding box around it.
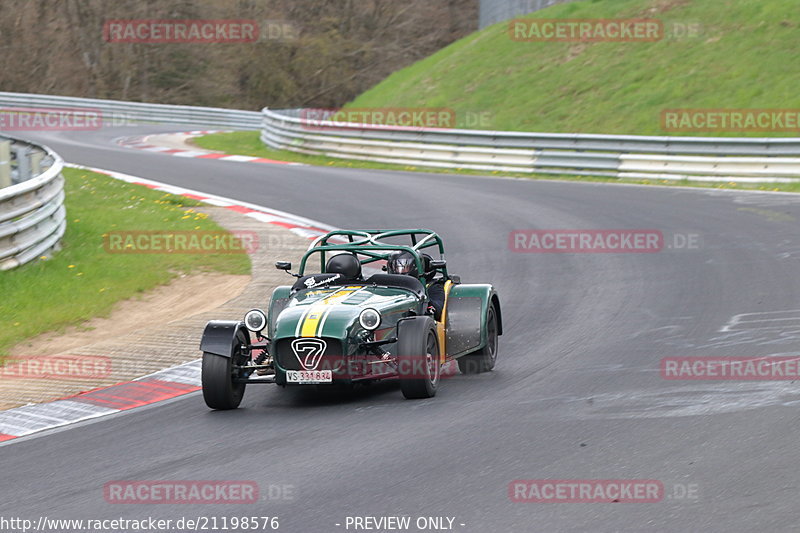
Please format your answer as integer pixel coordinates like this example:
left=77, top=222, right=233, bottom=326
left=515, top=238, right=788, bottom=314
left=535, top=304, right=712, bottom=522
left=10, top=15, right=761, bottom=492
left=298, top=229, right=448, bottom=282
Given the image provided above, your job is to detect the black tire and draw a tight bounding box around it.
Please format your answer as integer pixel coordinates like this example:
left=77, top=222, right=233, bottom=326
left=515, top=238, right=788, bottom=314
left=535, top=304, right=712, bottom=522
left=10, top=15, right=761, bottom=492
left=458, top=304, right=499, bottom=374
left=397, top=316, right=440, bottom=399
left=202, top=351, right=246, bottom=410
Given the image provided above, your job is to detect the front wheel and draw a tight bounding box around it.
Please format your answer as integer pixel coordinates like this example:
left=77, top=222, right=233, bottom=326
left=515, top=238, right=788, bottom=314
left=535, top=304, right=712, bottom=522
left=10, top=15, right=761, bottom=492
left=202, top=351, right=247, bottom=410
left=397, top=316, right=441, bottom=399
left=458, top=304, right=498, bottom=374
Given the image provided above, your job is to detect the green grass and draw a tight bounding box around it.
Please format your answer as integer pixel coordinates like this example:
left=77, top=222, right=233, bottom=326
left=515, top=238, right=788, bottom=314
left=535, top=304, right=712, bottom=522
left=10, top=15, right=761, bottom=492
left=194, top=0, right=800, bottom=191
left=0, top=168, right=250, bottom=359
left=348, top=0, right=800, bottom=137
left=192, top=130, right=437, bottom=173
left=195, top=1, right=800, bottom=191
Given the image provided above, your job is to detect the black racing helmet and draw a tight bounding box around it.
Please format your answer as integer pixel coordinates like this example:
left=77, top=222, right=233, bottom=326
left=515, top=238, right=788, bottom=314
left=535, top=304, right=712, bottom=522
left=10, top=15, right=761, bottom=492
left=326, top=253, right=362, bottom=280
left=387, top=251, right=418, bottom=277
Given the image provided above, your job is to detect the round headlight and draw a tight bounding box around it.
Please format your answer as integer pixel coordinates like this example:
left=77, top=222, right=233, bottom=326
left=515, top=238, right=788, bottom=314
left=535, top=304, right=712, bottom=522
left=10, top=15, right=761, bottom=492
left=359, top=308, right=381, bottom=331
left=244, top=309, right=267, bottom=332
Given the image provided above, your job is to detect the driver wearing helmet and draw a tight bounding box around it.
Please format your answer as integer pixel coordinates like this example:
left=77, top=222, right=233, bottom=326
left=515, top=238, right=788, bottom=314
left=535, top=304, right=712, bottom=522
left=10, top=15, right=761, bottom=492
left=386, top=251, right=445, bottom=321
left=325, top=252, right=362, bottom=281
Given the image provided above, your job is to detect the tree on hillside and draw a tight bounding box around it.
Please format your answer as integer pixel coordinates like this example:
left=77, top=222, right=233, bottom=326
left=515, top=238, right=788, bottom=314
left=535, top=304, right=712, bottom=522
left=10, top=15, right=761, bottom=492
left=0, top=0, right=478, bottom=109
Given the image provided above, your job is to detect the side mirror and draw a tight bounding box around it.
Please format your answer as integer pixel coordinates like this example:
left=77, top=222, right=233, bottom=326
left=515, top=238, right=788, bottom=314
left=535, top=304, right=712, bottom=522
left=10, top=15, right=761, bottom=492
left=430, top=259, right=446, bottom=269
left=275, top=261, right=301, bottom=278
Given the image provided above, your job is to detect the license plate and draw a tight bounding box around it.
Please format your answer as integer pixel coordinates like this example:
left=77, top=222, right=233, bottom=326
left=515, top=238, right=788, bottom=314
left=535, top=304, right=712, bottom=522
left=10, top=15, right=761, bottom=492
left=286, top=370, right=333, bottom=384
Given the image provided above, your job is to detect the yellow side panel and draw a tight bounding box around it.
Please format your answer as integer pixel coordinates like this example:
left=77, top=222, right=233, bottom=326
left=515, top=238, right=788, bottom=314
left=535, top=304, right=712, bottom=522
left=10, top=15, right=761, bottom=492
left=436, top=280, right=453, bottom=363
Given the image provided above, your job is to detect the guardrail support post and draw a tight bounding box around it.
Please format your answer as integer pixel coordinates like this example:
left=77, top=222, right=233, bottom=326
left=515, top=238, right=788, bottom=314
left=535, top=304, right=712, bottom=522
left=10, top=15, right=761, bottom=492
left=13, top=145, right=30, bottom=184
left=30, top=149, right=42, bottom=176
left=0, top=140, right=9, bottom=188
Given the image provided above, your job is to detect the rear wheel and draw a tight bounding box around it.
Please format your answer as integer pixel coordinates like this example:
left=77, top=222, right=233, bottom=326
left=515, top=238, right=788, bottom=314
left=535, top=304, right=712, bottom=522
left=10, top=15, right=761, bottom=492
left=397, top=316, right=440, bottom=399
left=458, top=304, right=498, bottom=374
left=202, top=349, right=247, bottom=410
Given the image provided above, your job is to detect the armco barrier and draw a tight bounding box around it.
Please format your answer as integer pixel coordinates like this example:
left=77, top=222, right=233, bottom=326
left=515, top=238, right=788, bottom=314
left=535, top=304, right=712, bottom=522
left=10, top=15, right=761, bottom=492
left=0, top=92, right=261, bottom=130
left=261, top=108, right=800, bottom=182
left=3, top=93, right=800, bottom=184
left=0, top=136, right=66, bottom=270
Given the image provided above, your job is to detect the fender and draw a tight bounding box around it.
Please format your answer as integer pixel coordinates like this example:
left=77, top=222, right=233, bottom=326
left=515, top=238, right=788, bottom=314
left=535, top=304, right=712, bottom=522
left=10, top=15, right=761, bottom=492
left=200, top=320, right=250, bottom=358
left=445, top=284, right=502, bottom=358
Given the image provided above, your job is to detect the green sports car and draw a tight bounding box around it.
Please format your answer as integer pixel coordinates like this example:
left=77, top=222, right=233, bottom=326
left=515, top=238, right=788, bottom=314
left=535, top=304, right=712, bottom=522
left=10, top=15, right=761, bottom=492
left=200, top=229, right=502, bottom=409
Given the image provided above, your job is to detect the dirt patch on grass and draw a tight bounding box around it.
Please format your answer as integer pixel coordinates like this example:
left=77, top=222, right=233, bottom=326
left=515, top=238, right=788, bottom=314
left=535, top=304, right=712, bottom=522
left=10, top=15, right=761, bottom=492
left=0, top=205, right=309, bottom=411
left=9, top=272, right=248, bottom=357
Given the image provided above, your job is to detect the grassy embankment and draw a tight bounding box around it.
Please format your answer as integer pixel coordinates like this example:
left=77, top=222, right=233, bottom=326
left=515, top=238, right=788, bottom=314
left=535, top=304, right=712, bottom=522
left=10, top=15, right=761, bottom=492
left=194, top=0, right=800, bottom=192
left=0, top=168, right=250, bottom=359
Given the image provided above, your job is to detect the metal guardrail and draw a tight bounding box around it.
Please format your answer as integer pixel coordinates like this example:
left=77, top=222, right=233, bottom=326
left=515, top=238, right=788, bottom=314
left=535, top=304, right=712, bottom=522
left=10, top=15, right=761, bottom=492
left=261, top=109, right=800, bottom=182
left=0, top=92, right=261, bottom=130
left=0, top=91, right=260, bottom=271
left=0, top=136, right=65, bottom=270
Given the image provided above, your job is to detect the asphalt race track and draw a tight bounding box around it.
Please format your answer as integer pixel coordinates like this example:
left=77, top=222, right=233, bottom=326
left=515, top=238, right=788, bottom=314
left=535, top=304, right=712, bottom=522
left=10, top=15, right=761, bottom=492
left=5, top=124, right=800, bottom=532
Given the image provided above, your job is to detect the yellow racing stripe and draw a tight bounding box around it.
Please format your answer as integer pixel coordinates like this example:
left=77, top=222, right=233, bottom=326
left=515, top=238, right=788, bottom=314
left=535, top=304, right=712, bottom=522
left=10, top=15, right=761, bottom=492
left=299, top=286, right=361, bottom=337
